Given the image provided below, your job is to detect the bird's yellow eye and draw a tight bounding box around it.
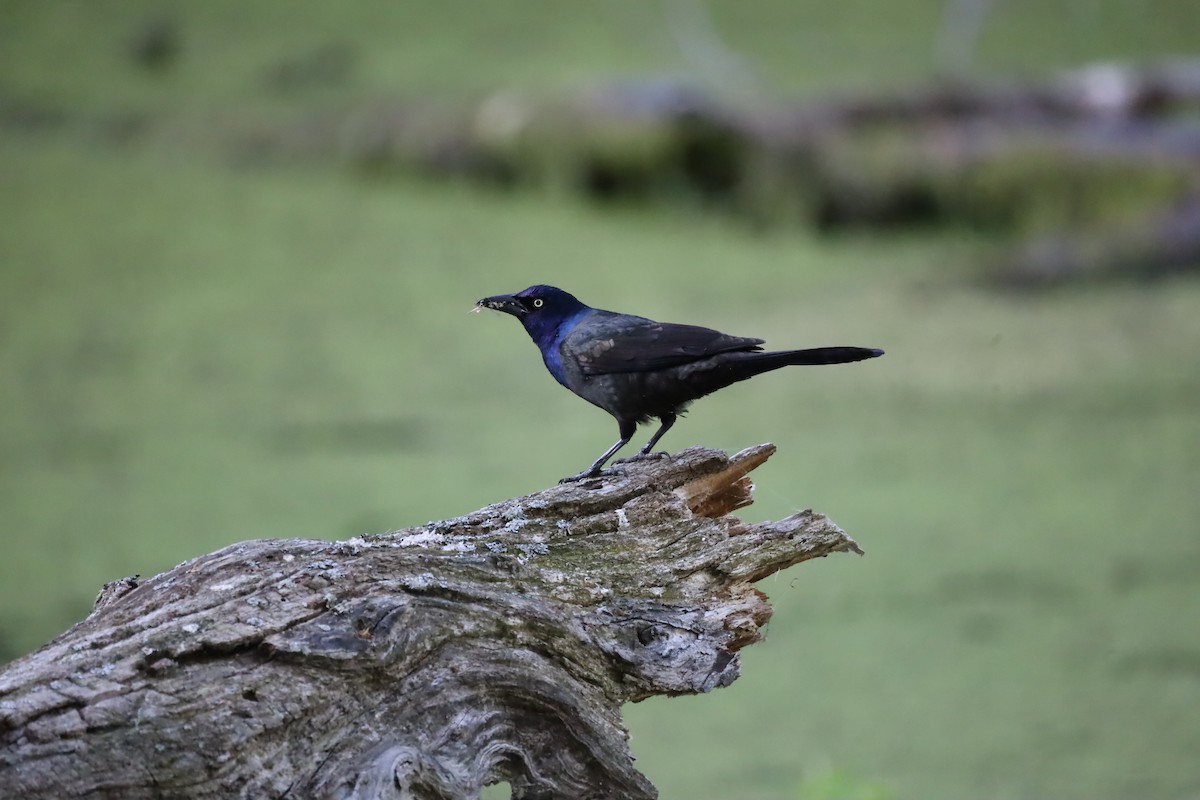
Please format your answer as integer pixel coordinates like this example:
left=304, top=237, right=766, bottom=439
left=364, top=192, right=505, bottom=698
left=533, top=298, right=544, bottom=308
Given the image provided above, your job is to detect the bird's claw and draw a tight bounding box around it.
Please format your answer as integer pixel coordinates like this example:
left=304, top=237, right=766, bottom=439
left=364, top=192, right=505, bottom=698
left=559, top=467, right=622, bottom=484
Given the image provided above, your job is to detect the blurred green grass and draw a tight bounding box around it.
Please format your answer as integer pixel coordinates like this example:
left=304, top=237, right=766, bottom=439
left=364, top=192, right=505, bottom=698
left=3, top=2, right=1200, bottom=799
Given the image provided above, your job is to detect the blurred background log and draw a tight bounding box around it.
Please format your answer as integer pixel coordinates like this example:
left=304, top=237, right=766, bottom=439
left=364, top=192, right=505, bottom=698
left=15, top=48, right=1192, bottom=285
left=0, top=444, right=863, bottom=800
left=295, top=58, right=1200, bottom=284
left=989, top=193, right=1200, bottom=287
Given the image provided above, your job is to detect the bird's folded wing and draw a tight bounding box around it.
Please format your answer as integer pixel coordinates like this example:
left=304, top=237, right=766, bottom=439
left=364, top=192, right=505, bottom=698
left=572, top=315, right=764, bottom=375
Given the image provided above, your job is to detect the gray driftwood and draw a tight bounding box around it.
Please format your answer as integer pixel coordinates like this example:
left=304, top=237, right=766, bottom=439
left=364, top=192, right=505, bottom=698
left=0, top=444, right=864, bottom=800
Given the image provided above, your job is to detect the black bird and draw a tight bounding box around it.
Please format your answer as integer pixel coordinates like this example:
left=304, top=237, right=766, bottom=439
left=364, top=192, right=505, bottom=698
left=476, top=285, right=883, bottom=482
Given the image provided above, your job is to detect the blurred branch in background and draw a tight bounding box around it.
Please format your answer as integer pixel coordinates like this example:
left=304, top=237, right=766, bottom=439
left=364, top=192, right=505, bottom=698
left=936, top=0, right=994, bottom=76
left=665, top=0, right=770, bottom=99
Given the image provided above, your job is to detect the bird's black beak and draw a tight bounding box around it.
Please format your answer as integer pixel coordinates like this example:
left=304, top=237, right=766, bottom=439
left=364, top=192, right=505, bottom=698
left=475, top=294, right=526, bottom=318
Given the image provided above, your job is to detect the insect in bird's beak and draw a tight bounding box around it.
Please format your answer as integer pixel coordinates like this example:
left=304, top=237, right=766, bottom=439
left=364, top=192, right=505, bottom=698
left=474, top=294, right=527, bottom=317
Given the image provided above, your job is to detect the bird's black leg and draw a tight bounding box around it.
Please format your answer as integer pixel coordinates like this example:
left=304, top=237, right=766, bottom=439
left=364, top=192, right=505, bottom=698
left=560, top=419, right=636, bottom=483
left=637, top=412, right=676, bottom=456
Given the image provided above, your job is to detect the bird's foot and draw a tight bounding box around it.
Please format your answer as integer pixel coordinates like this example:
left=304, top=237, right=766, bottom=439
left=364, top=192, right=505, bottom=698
left=558, top=467, right=622, bottom=485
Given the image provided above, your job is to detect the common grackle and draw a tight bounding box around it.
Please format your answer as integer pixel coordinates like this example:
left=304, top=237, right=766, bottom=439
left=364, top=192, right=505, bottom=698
left=476, top=285, right=883, bottom=482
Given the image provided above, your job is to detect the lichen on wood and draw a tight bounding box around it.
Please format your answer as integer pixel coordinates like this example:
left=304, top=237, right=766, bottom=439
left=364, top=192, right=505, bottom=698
left=0, top=443, right=863, bottom=800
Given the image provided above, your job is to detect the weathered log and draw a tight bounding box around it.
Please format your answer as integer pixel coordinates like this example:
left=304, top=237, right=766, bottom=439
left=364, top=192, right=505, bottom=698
left=0, top=444, right=864, bottom=800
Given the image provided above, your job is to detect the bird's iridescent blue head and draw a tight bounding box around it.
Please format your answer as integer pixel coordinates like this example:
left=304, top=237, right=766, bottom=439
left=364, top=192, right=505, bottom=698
left=475, top=285, right=589, bottom=346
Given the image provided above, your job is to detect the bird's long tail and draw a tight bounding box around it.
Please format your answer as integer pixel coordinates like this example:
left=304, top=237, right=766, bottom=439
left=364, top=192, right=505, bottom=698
left=711, top=346, right=884, bottom=386
left=665, top=345, right=883, bottom=405
left=765, top=346, right=884, bottom=366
